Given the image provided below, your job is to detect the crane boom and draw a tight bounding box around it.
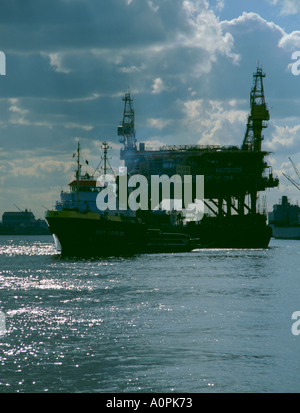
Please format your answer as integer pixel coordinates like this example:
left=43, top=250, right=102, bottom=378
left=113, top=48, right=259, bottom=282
left=13, top=203, right=22, bottom=211
left=289, top=157, right=300, bottom=180
left=282, top=173, right=300, bottom=191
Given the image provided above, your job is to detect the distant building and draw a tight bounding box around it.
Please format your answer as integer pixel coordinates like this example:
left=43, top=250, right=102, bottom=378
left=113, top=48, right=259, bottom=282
left=268, top=196, right=300, bottom=227
left=2, top=210, right=35, bottom=225
left=0, top=209, right=50, bottom=235
left=268, top=196, right=300, bottom=239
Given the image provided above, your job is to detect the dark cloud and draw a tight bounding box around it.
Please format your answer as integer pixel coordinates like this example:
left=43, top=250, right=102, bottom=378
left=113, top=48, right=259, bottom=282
left=0, top=0, right=170, bottom=52
left=1, top=0, right=300, bottom=216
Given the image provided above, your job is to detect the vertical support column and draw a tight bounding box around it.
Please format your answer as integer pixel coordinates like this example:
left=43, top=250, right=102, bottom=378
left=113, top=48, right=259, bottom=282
left=238, top=194, right=245, bottom=216
left=218, top=198, right=223, bottom=217
left=251, top=191, right=257, bottom=215
left=226, top=197, right=231, bottom=217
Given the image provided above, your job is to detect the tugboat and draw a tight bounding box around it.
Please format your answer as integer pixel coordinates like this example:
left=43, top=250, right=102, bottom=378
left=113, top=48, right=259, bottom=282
left=45, top=142, right=197, bottom=256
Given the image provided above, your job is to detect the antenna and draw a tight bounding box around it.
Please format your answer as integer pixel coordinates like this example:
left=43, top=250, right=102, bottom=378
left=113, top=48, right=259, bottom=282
left=102, top=141, right=113, bottom=175
left=93, top=141, right=115, bottom=176
left=76, top=141, right=81, bottom=208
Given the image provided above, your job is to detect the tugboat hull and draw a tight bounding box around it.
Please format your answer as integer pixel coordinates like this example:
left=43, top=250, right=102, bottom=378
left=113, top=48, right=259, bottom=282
left=46, top=210, right=147, bottom=256
left=46, top=210, right=197, bottom=256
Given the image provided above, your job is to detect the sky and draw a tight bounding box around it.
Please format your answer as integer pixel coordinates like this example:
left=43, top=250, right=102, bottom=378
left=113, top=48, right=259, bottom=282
left=1, top=0, right=300, bottom=219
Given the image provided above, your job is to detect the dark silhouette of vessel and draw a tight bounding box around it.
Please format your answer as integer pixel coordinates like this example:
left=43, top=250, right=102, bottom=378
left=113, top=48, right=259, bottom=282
left=46, top=65, right=279, bottom=255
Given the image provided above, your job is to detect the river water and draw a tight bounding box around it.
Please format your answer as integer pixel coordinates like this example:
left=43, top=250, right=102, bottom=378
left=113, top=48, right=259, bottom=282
left=0, top=235, right=300, bottom=393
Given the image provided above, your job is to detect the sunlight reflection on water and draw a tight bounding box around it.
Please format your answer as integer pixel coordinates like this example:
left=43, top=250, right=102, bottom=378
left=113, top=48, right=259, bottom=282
left=1, top=236, right=300, bottom=393
left=0, top=237, right=57, bottom=256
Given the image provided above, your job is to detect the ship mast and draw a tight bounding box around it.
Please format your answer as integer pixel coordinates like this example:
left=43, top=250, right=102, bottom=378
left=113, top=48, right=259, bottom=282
left=92, top=141, right=114, bottom=177
left=101, top=141, right=114, bottom=175
left=76, top=141, right=81, bottom=208
left=242, top=65, right=270, bottom=151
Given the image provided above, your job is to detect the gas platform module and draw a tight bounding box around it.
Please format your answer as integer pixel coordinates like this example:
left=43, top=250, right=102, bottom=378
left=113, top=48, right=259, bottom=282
left=118, top=66, right=279, bottom=248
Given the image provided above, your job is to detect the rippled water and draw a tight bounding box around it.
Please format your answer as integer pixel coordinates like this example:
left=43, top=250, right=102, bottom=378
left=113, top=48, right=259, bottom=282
left=1, top=235, right=300, bottom=393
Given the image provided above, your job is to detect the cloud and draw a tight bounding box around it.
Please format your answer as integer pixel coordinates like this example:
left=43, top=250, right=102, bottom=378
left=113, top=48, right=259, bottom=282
left=221, top=11, right=285, bottom=35
left=265, top=124, right=300, bottom=153
left=152, top=78, right=167, bottom=94
left=2, top=0, right=300, bottom=216
left=147, top=0, right=159, bottom=12
left=8, top=98, right=29, bottom=116
left=216, top=0, right=225, bottom=11
left=48, top=53, right=71, bottom=74
left=219, top=11, right=300, bottom=103
left=180, top=0, right=240, bottom=65
left=182, top=99, right=248, bottom=146
left=147, top=117, right=172, bottom=130
left=277, top=0, right=300, bottom=15
left=279, top=31, right=300, bottom=50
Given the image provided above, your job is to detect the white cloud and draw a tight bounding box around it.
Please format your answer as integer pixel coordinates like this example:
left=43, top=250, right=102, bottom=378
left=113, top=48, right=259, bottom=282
left=216, top=0, right=225, bottom=11
left=279, top=0, right=300, bottom=15
left=221, top=11, right=285, bottom=35
left=8, top=99, right=35, bottom=126
left=147, top=118, right=172, bottom=130
left=48, top=52, right=71, bottom=74
left=8, top=155, right=74, bottom=178
left=9, top=98, right=28, bottom=116
left=7, top=98, right=54, bottom=129
left=119, top=65, right=145, bottom=74
left=64, top=123, right=94, bottom=131
left=64, top=93, right=101, bottom=103
left=147, top=0, right=159, bottom=12
left=265, top=0, right=300, bottom=15
left=265, top=124, right=300, bottom=152
left=3, top=0, right=300, bottom=216
left=181, top=0, right=240, bottom=65
left=278, top=31, right=300, bottom=50
left=182, top=99, right=248, bottom=146
left=152, top=77, right=166, bottom=94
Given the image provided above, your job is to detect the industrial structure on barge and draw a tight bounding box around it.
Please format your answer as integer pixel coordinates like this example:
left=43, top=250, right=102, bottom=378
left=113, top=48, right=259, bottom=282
left=118, top=66, right=279, bottom=247
left=45, top=65, right=280, bottom=255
